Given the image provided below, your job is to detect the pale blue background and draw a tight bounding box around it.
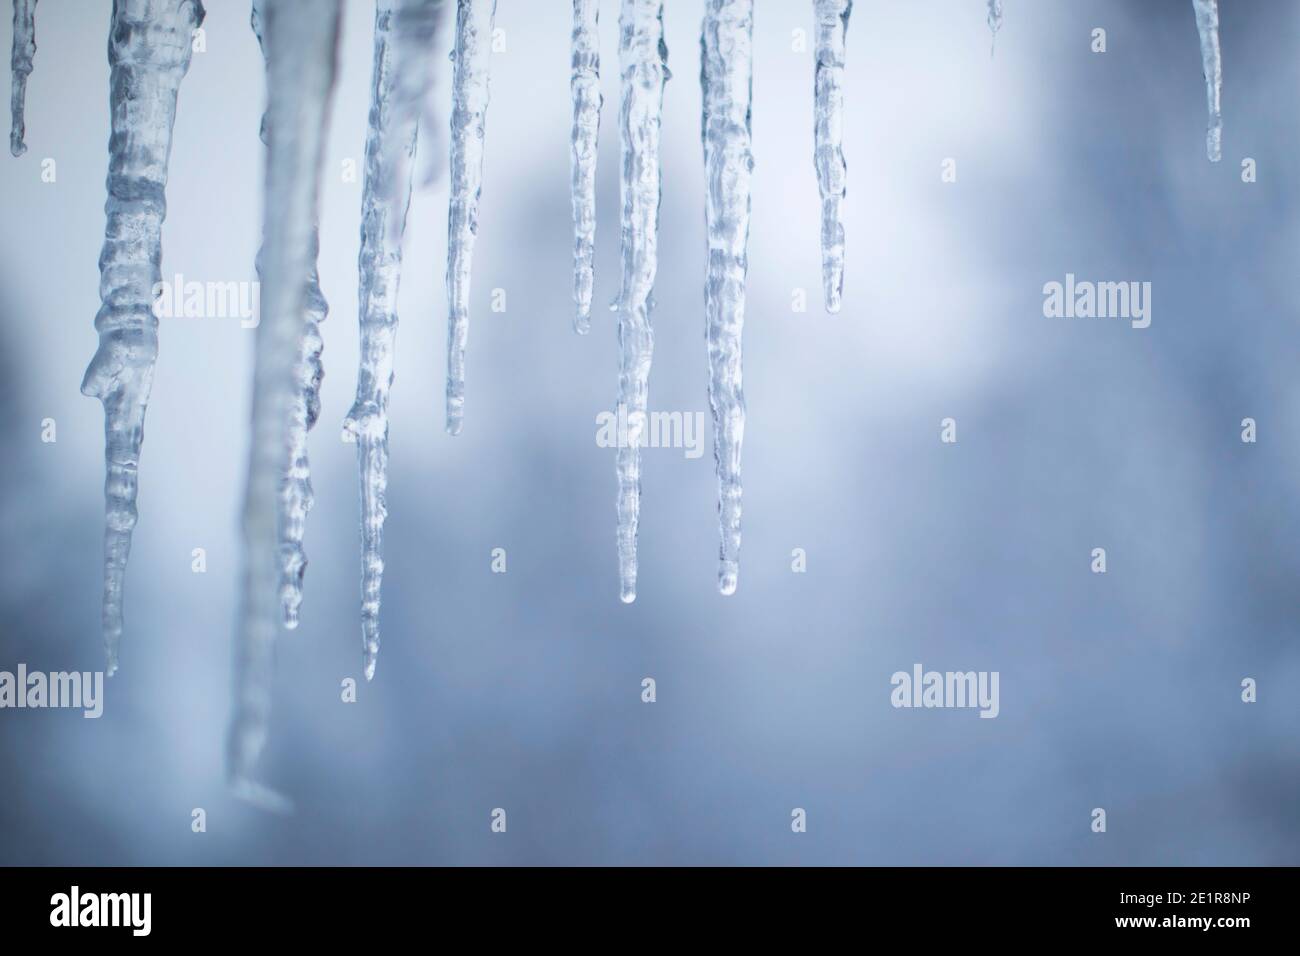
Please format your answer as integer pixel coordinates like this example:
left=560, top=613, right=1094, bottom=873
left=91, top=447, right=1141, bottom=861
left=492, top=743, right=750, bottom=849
left=1, top=0, right=1297, bottom=865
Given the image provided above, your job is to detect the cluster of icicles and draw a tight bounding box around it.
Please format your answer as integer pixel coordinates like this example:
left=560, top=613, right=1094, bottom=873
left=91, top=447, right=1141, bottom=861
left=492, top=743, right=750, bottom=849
left=7, top=0, right=1225, bottom=807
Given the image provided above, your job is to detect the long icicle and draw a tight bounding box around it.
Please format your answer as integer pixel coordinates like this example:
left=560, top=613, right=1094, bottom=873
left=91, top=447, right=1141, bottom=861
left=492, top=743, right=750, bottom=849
left=229, top=0, right=342, bottom=813
left=9, top=0, right=37, bottom=156
left=812, top=0, right=850, bottom=314
left=1192, top=0, right=1222, bottom=162
left=701, top=0, right=752, bottom=597
left=251, top=0, right=331, bottom=631
left=81, top=0, right=204, bottom=676
left=444, top=0, right=496, bottom=435
left=570, top=0, right=601, bottom=334
left=345, top=0, right=448, bottom=682
left=614, top=0, right=668, bottom=604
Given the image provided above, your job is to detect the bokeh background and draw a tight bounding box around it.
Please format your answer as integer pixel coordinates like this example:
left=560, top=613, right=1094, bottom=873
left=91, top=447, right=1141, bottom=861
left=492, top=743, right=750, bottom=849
left=1, top=0, right=1297, bottom=865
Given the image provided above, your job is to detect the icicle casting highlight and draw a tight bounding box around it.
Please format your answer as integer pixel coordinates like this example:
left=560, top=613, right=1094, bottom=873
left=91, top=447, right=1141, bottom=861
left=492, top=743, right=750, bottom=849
left=570, top=0, right=602, bottom=334
left=229, top=0, right=342, bottom=812
left=8, top=0, right=36, bottom=156
left=701, top=0, right=752, bottom=597
left=344, top=0, right=448, bottom=682
left=445, top=0, right=496, bottom=436
left=81, top=0, right=204, bottom=676
left=252, top=0, right=332, bottom=631
left=1192, top=0, right=1222, bottom=163
left=614, top=0, right=669, bottom=604
left=812, top=0, right=850, bottom=314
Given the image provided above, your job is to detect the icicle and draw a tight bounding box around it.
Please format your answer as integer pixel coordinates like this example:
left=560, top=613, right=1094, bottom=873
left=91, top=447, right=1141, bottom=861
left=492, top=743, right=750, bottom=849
left=444, top=0, right=496, bottom=435
left=986, top=0, right=1003, bottom=55
left=81, top=0, right=205, bottom=676
left=701, top=0, right=752, bottom=597
left=570, top=0, right=601, bottom=334
left=344, top=0, right=447, bottom=682
left=812, top=0, right=850, bottom=314
left=230, top=0, right=342, bottom=813
left=1192, top=0, right=1222, bottom=162
left=614, top=0, right=668, bottom=604
left=9, top=0, right=37, bottom=156
left=251, top=0, right=331, bottom=631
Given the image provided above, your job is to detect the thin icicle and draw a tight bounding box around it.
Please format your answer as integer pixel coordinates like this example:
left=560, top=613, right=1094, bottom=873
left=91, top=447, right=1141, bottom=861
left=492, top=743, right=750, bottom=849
left=1192, top=0, right=1222, bottom=162
left=570, top=0, right=601, bottom=334
left=614, top=0, right=668, bottom=604
left=251, top=0, right=331, bottom=631
left=344, top=0, right=447, bottom=682
left=230, top=0, right=342, bottom=813
left=986, top=0, right=1003, bottom=55
left=812, top=0, right=849, bottom=314
left=444, top=0, right=496, bottom=435
left=9, top=0, right=37, bottom=156
left=81, top=0, right=204, bottom=676
left=701, top=0, right=752, bottom=597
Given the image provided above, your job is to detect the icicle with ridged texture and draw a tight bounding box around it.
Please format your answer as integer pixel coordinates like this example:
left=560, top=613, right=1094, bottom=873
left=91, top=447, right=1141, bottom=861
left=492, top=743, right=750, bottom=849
left=444, top=0, right=496, bottom=435
left=812, top=0, right=849, bottom=313
left=701, top=0, right=752, bottom=597
left=614, top=0, right=668, bottom=603
left=81, top=0, right=204, bottom=676
left=251, top=0, right=331, bottom=631
left=229, top=0, right=342, bottom=813
left=986, top=0, right=1002, bottom=54
left=1192, top=0, right=1222, bottom=162
left=570, top=0, right=601, bottom=333
left=345, top=0, right=448, bottom=682
left=9, top=0, right=37, bottom=156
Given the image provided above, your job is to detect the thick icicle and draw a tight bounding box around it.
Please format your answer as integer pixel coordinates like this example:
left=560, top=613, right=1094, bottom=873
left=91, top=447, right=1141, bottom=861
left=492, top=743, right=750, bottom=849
left=986, top=0, right=1002, bottom=54
left=229, top=0, right=342, bottom=812
left=570, top=0, right=601, bottom=334
left=81, top=0, right=204, bottom=676
left=812, top=0, right=850, bottom=314
left=614, top=0, right=668, bottom=604
left=701, top=0, right=752, bottom=597
left=251, top=0, right=331, bottom=631
left=444, top=0, right=496, bottom=435
left=1192, top=0, right=1222, bottom=162
left=9, top=0, right=36, bottom=156
left=344, top=0, right=447, bottom=682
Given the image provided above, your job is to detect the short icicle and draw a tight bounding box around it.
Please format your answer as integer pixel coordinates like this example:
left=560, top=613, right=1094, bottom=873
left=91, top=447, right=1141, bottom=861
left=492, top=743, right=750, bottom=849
left=81, top=0, right=205, bottom=676
left=229, top=0, right=342, bottom=813
left=812, top=0, right=850, bottom=314
left=345, top=0, right=448, bottom=682
left=251, top=0, right=331, bottom=631
left=9, top=0, right=37, bottom=156
left=701, top=0, right=753, bottom=597
left=570, top=0, right=602, bottom=333
left=1192, top=0, right=1222, bottom=162
left=614, top=0, right=669, bottom=603
left=986, top=0, right=1003, bottom=55
left=444, top=0, right=497, bottom=435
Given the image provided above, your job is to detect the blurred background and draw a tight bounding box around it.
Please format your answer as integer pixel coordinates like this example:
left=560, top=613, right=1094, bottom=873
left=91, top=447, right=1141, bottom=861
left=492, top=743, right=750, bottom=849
left=1, top=0, right=1297, bottom=865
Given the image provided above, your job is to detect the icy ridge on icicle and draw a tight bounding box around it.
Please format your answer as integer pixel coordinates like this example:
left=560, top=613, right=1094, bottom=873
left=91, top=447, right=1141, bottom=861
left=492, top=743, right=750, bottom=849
left=9, top=0, right=37, bottom=156
left=81, top=0, right=204, bottom=676
left=570, top=0, right=601, bottom=334
left=701, top=0, right=752, bottom=597
left=812, top=0, right=850, bottom=314
left=230, top=0, right=342, bottom=813
left=252, top=0, right=331, bottom=631
left=445, top=0, right=496, bottom=435
left=345, top=0, right=447, bottom=682
left=614, top=0, right=668, bottom=604
left=1192, top=0, right=1222, bottom=162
